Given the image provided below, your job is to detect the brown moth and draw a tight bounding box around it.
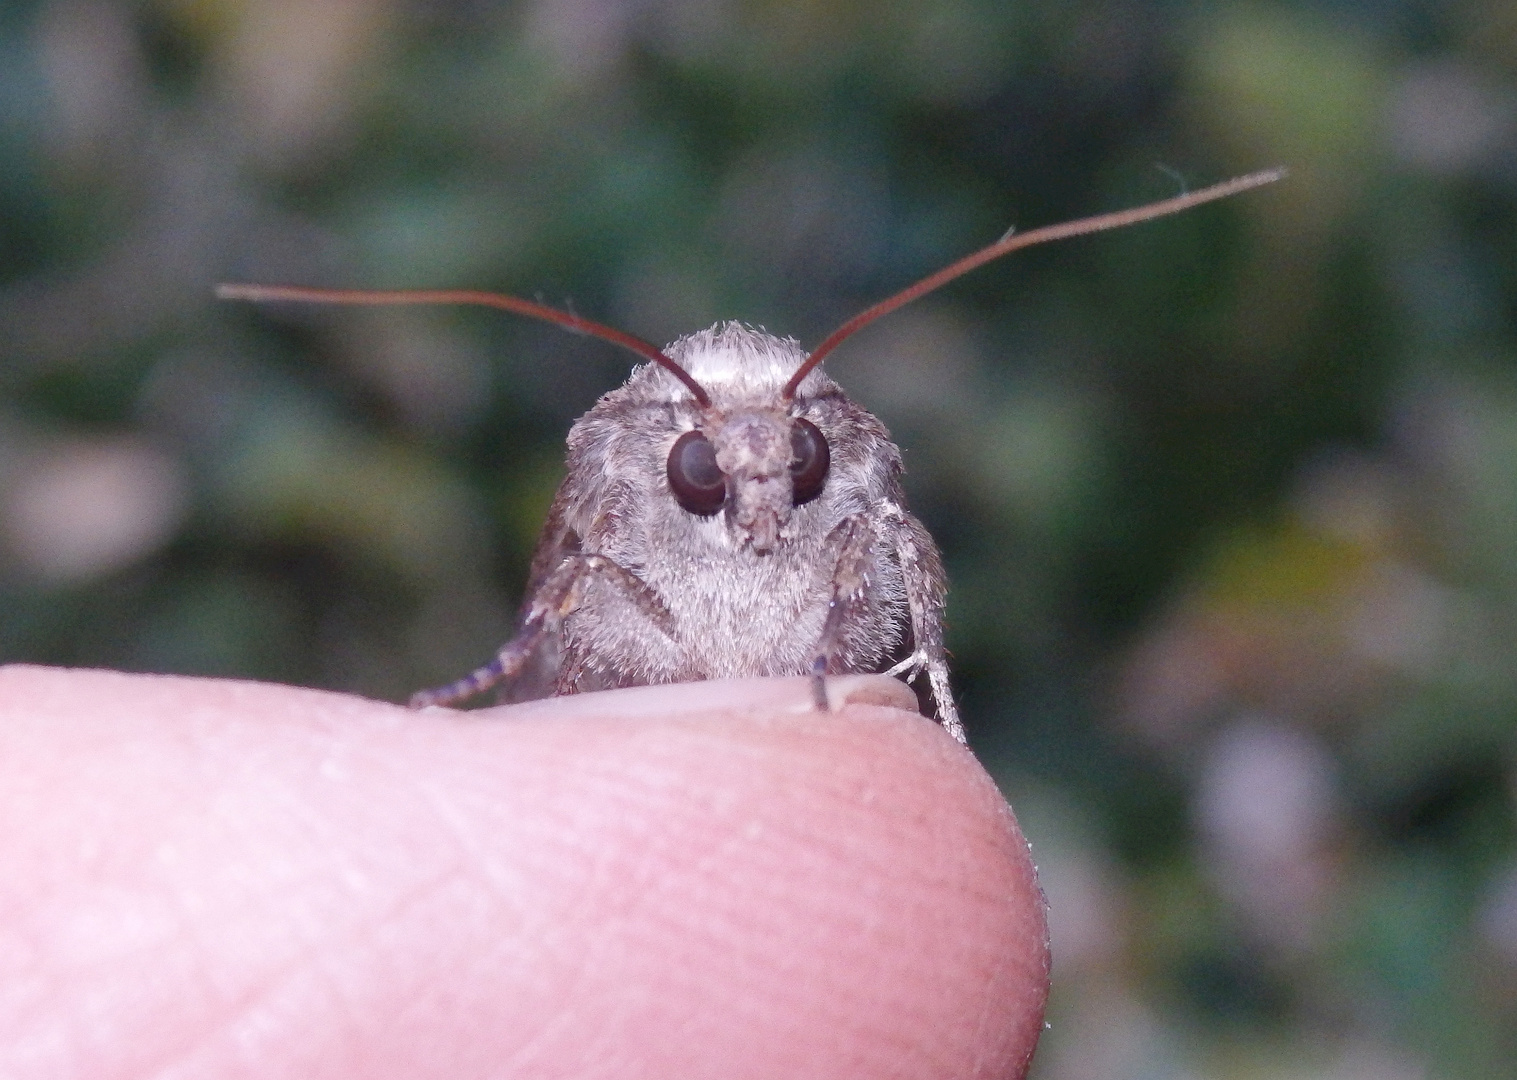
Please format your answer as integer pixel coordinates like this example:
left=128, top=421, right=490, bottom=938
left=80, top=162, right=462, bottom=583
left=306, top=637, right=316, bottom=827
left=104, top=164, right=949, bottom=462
left=220, top=168, right=1283, bottom=745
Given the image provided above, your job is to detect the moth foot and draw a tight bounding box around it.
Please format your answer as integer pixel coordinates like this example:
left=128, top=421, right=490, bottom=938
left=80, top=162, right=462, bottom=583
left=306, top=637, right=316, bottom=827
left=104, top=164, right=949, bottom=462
left=810, top=656, right=830, bottom=711
left=883, top=650, right=928, bottom=681
left=885, top=651, right=967, bottom=746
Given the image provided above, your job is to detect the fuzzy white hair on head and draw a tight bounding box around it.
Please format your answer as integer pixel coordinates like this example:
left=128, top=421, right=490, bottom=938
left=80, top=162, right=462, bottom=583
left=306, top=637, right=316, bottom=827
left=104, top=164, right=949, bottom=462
left=665, top=322, right=820, bottom=394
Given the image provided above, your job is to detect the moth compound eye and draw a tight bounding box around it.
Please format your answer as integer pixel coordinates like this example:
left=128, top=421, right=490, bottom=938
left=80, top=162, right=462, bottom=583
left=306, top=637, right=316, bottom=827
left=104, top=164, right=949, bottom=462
left=666, top=430, right=726, bottom=516
left=789, top=418, right=830, bottom=505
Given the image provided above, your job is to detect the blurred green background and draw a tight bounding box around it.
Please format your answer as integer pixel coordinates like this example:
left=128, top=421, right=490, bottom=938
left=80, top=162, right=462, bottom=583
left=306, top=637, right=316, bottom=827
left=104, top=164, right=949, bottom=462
left=3, top=0, right=1516, bottom=1074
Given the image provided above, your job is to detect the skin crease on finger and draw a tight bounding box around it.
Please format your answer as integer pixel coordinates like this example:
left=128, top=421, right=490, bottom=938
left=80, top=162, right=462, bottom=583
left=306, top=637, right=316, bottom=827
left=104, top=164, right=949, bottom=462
left=0, top=665, right=1050, bottom=1080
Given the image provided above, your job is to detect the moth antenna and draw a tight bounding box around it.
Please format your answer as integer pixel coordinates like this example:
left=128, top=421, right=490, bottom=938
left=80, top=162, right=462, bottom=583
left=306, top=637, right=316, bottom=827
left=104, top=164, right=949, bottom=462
left=214, top=284, right=713, bottom=409
left=781, top=166, right=1286, bottom=399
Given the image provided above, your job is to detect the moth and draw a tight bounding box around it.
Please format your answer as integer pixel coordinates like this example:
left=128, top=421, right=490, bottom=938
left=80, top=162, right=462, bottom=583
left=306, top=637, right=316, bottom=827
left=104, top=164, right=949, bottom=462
left=220, top=168, right=1282, bottom=745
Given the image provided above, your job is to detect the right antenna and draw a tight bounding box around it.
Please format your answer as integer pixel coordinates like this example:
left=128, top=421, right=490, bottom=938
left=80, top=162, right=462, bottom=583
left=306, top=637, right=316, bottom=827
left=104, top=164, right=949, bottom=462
left=782, top=167, right=1287, bottom=399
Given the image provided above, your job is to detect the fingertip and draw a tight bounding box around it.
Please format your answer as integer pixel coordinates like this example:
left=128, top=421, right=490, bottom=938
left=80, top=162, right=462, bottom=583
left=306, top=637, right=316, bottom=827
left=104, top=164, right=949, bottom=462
left=1, top=668, right=1048, bottom=1079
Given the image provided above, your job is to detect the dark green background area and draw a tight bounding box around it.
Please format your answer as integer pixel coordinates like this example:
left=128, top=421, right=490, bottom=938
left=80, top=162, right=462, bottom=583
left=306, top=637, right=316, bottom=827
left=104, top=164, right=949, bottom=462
left=4, top=0, right=1517, bottom=1074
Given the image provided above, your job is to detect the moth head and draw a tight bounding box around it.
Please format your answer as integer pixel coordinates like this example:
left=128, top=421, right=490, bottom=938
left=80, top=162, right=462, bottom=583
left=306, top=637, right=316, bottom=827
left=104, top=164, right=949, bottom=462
left=647, top=323, right=830, bottom=550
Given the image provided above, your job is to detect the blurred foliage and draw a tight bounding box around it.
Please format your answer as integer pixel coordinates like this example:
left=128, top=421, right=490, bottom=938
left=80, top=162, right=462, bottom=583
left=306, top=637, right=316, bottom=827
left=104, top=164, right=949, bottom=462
left=3, top=0, right=1517, bottom=1075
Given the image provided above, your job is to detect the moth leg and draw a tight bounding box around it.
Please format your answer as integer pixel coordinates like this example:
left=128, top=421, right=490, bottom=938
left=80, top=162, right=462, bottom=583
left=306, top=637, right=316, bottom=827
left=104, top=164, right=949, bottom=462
left=409, top=553, right=674, bottom=709
left=807, top=516, right=874, bottom=711
left=879, top=501, right=965, bottom=745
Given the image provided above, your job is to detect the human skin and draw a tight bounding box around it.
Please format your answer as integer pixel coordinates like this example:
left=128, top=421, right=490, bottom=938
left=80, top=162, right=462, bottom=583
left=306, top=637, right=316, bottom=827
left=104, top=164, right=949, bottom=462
left=0, top=665, right=1049, bottom=1079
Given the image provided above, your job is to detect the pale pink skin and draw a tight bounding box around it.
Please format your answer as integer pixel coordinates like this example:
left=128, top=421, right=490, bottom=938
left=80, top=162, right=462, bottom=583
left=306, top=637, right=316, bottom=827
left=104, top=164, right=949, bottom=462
left=0, top=666, right=1049, bottom=1079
